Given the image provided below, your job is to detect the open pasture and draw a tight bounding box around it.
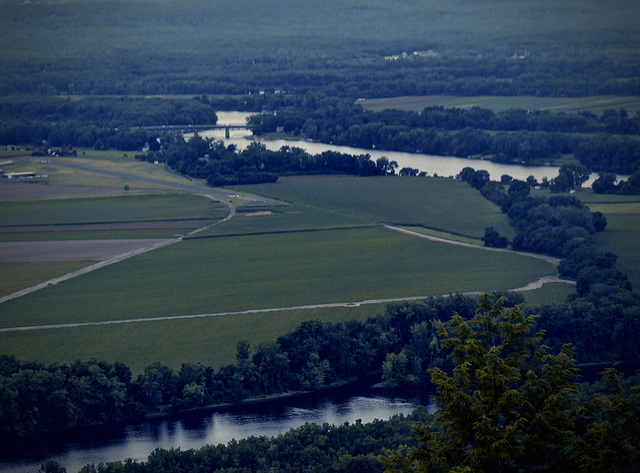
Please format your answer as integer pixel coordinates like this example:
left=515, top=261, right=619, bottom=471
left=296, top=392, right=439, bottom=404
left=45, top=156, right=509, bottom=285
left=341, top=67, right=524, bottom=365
left=577, top=191, right=640, bottom=289
left=0, top=192, right=227, bottom=228
left=0, top=224, right=556, bottom=329
left=360, top=95, right=640, bottom=115
left=239, top=176, right=514, bottom=239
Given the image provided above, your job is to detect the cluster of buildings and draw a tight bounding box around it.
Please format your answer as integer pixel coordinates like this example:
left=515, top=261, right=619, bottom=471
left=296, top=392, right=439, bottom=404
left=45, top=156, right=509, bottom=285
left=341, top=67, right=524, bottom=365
left=384, top=50, right=439, bottom=60
left=0, top=160, right=47, bottom=180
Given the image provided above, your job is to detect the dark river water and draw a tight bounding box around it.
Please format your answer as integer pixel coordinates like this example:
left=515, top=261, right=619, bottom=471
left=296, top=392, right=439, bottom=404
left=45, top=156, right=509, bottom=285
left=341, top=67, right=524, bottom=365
left=0, top=380, right=434, bottom=473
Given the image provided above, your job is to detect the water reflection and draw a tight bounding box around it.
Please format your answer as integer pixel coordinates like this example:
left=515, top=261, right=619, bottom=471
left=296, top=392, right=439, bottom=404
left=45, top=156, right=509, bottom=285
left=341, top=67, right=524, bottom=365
left=199, top=112, right=563, bottom=182
left=198, top=112, right=629, bottom=186
left=0, top=382, right=432, bottom=473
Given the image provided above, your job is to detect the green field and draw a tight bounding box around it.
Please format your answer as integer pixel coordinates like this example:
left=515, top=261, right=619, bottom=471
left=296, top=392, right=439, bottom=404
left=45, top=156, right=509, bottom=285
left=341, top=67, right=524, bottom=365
left=238, top=176, right=515, bottom=240
left=200, top=203, right=374, bottom=237
left=0, top=224, right=555, bottom=329
left=577, top=191, right=640, bottom=289
left=0, top=192, right=228, bottom=227
left=361, top=95, right=640, bottom=115
left=0, top=262, right=89, bottom=297
left=0, top=159, right=562, bottom=371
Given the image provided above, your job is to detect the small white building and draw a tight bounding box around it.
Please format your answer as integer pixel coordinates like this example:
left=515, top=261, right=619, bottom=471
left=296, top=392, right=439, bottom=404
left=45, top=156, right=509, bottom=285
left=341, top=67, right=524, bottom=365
left=1, top=171, right=37, bottom=179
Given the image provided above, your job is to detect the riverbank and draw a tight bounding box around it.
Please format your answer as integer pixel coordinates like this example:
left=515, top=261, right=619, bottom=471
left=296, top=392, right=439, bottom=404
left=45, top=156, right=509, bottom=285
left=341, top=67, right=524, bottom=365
left=0, top=374, right=423, bottom=473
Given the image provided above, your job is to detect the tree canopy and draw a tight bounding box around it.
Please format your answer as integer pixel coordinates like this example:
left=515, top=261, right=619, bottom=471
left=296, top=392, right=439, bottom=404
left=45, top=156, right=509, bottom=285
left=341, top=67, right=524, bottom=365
left=381, top=293, right=639, bottom=473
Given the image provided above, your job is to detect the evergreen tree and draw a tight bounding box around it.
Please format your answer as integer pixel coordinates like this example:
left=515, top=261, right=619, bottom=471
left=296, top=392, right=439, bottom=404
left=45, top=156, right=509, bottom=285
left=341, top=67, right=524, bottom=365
left=381, top=294, right=591, bottom=473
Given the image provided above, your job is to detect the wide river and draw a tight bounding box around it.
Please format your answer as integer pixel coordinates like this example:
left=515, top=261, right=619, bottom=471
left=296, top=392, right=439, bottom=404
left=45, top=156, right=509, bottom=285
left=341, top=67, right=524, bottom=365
left=196, top=111, right=570, bottom=183
left=0, top=380, right=433, bottom=473
left=193, top=112, right=630, bottom=186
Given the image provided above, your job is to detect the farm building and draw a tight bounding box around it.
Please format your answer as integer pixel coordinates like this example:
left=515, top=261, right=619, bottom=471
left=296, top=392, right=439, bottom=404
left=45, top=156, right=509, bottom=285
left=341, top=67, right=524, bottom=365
left=1, top=171, right=38, bottom=179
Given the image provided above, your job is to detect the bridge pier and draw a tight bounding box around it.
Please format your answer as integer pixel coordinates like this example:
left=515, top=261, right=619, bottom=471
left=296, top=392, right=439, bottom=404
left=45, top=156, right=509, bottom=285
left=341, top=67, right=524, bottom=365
left=225, top=127, right=230, bottom=139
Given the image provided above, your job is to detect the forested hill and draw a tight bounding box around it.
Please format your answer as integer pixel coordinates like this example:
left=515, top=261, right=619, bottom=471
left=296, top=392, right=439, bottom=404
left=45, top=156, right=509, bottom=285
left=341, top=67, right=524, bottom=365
left=0, top=0, right=639, bottom=97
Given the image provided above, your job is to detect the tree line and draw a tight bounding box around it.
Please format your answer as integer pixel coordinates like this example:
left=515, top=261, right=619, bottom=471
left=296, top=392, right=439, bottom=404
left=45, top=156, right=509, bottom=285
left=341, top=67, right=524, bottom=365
left=0, top=95, right=219, bottom=151
left=249, top=100, right=640, bottom=174
left=136, top=135, right=399, bottom=186
left=3, top=93, right=640, bottom=177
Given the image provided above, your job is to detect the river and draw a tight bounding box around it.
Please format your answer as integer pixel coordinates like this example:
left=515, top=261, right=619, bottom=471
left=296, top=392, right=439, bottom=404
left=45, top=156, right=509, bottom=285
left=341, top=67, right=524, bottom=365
left=201, top=112, right=562, bottom=183
left=197, top=112, right=629, bottom=186
left=0, top=380, right=433, bottom=473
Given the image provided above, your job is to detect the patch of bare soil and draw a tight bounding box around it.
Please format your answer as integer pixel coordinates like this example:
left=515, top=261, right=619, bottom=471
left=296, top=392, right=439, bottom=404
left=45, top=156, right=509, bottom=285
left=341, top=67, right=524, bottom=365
left=0, top=239, right=168, bottom=262
left=244, top=211, right=273, bottom=216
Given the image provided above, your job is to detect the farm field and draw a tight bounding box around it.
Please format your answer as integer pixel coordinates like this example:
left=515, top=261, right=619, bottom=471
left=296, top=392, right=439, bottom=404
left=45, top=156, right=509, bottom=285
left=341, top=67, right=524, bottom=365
left=0, top=224, right=556, bottom=329
left=360, top=95, right=640, bottom=115
left=0, top=262, right=88, bottom=298
left=0, top=185, right=230, bottom=295
left=0, top=192, right=227, bottom=227
left=239, top=176, right=515, bottom=240
left=577, top=191, right=640, bottom=290
left=0, top=163, right=561, bottom=370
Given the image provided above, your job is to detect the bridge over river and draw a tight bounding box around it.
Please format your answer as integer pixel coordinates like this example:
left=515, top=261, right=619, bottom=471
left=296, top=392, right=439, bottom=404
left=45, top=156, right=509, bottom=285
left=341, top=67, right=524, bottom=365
left=136, top=124, right=249, bottom=137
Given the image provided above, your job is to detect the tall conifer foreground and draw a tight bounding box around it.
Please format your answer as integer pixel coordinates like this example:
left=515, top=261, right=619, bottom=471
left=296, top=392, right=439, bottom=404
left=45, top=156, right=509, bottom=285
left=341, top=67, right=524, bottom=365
left=381, top=293, right=639, bottom=473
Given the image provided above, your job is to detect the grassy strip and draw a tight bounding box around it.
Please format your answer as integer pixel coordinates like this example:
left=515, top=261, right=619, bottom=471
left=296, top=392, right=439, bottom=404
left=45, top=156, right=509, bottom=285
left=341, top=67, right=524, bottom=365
left=520, top=282, right=576, bottom=307
left=360, top=95, right=640, bottom=115
left=0, top=304, right=387, bottom=373
left=236, top=176, right=514, bottom=239
left=193, top=202, right=374, bottom=238
left=0, top=152, right=216, bottom=191
left=0, top=226, right=556, bottom=329
left=0, top=261, right=89, bottom=297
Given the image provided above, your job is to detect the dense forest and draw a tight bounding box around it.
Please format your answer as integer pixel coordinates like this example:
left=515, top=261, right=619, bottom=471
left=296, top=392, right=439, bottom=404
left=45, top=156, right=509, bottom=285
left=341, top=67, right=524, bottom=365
left=1, top=1, right=639, bottom=98
left=136, top=134, right=400, bottom=186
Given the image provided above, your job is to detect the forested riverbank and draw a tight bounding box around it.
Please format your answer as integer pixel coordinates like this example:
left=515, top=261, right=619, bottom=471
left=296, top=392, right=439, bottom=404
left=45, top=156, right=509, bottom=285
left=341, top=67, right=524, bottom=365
left=24, top=295, right=640, bottom=473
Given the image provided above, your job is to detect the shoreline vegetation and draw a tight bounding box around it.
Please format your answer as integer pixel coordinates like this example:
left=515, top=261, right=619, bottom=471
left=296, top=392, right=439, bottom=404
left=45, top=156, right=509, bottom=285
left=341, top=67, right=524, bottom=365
left=4, top=358, right=639, bottom=442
